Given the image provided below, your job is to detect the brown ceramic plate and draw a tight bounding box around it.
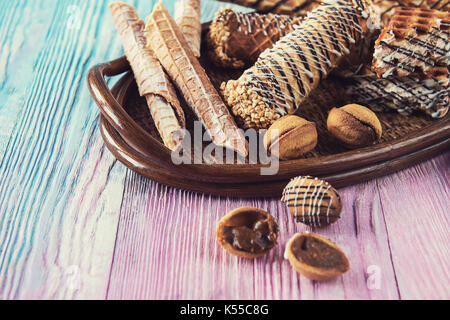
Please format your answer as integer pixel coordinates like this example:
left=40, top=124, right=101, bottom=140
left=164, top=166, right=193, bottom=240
left=87, top=23, right=450, bottom=196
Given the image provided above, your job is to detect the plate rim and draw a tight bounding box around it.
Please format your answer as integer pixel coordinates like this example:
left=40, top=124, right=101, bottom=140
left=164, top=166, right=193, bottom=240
left=99, top=112, right=450, bottom=196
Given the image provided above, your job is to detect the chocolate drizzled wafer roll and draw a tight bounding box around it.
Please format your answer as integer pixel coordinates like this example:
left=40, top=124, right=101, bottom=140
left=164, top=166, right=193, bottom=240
left=345, top=67, right=449, bottom=118
left=372, top=7, right=450, bottom=87
left=145, top=1, right=248, bottom=157
left=109, top=2, right=185, bottom=151
left=218, top=0, right=322, bottom=16
left=174, top=0, right=202, bottom=57
left=206, top=8, right=303, bottom=68
left=222, top=0, right=380, bottom=129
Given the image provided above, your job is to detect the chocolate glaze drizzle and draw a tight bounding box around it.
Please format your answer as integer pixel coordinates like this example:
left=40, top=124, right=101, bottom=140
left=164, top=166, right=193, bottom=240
left=235, top=0, right=373, bottom=116
left=224, top=0, right=322, bottom=15
left=373, top=8, right=449, bottom=85
left=281, top=176, right=341, bottom=227
left=346, top=71, right=449, bottom=118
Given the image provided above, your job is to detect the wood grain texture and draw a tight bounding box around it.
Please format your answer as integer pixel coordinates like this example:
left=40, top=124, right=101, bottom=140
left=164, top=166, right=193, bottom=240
left=0, top=0, right=129, bottom=299
left=0, top=0, right=53, bottom=157
left=0, top=0, right=448, bottom=300
left=106, top=171, right=406, bottom=299
left=376, top=153, right=450, bottom=299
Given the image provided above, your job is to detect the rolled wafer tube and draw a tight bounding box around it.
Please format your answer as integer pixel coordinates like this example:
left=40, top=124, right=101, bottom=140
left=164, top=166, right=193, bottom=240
left=206, top=8, right=303, bottom=68
left=344, top=67, right=449, bottom=118
left=221, top=0, right=380, bottom=129
left=109, top=2, right=185, bottom=151
left=145, top=1, right=248, bottom=157
left=218, top=0, right=322, bottom=16
left=174, top=0, right=202, bottom=57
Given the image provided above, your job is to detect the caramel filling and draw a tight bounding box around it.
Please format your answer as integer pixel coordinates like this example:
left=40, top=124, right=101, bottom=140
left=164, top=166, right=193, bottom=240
left=224, top=218, right=278, bottom=254
left=291, top=236, right=347, bottom=271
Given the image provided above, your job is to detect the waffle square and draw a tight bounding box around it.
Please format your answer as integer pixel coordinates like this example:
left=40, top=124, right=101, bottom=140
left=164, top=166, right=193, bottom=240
left=373, top=0, right=450, bottom=26
left=371, top=6, right=450, bottom=86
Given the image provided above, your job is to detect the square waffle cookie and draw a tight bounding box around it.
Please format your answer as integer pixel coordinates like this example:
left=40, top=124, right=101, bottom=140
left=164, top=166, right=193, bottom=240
left=371, top=6, right=450, bottom=87
left=374, top=0, right=450, bottom=26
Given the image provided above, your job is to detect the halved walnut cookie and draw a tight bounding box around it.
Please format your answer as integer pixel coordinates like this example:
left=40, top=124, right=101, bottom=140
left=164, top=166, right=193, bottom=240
left=285, top=232, right=350, bottom=281
left=216, top=207, right=279, bottom=259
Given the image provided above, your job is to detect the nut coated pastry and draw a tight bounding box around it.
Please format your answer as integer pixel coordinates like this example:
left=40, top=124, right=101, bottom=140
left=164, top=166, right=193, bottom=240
left=207, top=8, right=303, bottom=68
left=145, top=1, right=248, bottom=157
left=372, top=7, right=450, bottom=87
left=345, top=67, right=449, bottom=118
left=218, top=0, right=322, bottom=16
left=109, top=2, right=185, bottom=151
left=174, top=0, right=202, bottom=57
left=221, top=0, right=380, bottom=129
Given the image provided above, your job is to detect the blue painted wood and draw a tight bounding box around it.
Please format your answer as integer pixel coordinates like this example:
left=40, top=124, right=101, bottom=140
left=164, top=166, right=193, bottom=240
left=0, top=0, right=129, bottom=299
left=0, top=0, right=56, bottom=156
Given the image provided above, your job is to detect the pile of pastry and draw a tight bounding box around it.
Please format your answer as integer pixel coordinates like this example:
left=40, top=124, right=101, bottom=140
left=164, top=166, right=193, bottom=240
left=212, top=0, right=449, bottom=126
left=109, top=0, right=448, bottom=158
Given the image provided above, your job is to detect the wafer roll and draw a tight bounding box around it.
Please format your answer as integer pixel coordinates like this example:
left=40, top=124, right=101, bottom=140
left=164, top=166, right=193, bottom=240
left=218, top=0, right=322, bottom=16
left=145, top=1, right=248, bottom=157
left=372, top=7, right=449, bottom=87
left=345, top=67, right=449, bottom=118
left=174, top=0, right=202, bottom=57
left=221, top=0, right=380, bottom=129
left=109, top=2, right=185, bottom=151
left=373, top=0, right=450, bottom=26
left=206, top=8, right=303, bottom=68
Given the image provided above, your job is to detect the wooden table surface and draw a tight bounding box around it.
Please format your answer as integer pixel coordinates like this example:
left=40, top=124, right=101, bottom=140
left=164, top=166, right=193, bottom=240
left=0, top=0, right=449, bottom=300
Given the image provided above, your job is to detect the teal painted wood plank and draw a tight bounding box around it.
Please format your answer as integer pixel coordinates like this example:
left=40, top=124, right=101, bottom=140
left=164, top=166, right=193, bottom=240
left=0, top=0, right=58, bottom=157
left=0, top=0, right=129, bottom=299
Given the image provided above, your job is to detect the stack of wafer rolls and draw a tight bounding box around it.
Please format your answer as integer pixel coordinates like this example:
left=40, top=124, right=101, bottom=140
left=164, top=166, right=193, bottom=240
left=109, top=2, right=185, bottom=151
left=344, top=67, right=449, bottom=118
left=371, top=6, right=449, bottom=87
left=221, top=0, right=380, bottom=129
left=174, top=0, right=202, bottom=57
left=145, top=1, right=248, bottom=157
left=218, top=0, right=322, bottom=16
left=206, top=8, right=304, bottom=68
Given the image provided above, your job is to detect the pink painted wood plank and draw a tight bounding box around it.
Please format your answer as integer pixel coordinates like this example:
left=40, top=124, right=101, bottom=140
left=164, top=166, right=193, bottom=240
left=375, top=153, right=450, bottom=299
left=107, top=160, right=418, bottom=299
